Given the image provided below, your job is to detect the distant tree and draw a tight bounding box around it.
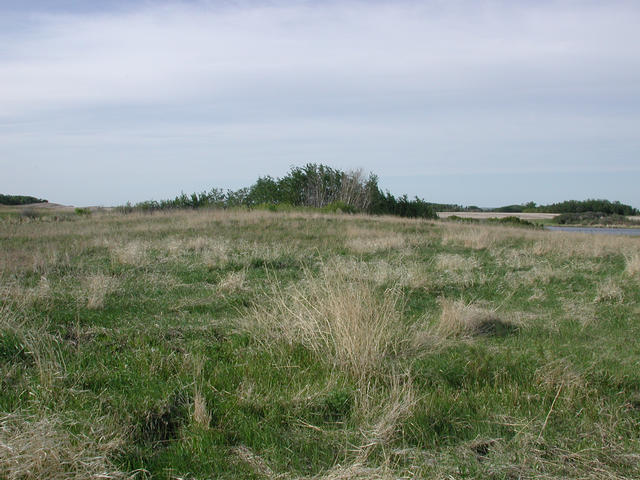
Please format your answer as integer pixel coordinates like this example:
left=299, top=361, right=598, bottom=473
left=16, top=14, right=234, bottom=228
left=0, top=194, right=48, bottom=205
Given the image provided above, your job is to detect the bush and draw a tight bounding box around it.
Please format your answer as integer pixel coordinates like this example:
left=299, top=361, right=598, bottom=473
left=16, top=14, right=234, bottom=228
left=554, top=212, right=640, bottom=226
left=321, top=201, right=358, bottom=214
left=19, top=209, right=40, bottom=220
left=0, top=194, right=47, bottom=206
left=487, top=216, right=536, bottom=228
left=74, top=208, right=91, bottom=216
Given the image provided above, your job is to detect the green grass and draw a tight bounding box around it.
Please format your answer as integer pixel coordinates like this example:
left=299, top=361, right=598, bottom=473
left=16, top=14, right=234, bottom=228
left=1, top=209, right=639, bottom=479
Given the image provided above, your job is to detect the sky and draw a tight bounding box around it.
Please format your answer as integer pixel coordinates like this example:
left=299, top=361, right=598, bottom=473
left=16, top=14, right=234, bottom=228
left=1, top=0, right=639, bottom=208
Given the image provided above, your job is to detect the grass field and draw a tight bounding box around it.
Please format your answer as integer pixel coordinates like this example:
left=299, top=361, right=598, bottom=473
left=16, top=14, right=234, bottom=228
left=1, top=209, right=639, bottom=479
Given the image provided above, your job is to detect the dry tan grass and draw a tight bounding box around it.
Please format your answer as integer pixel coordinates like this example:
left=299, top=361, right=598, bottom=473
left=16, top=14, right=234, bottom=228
left=594, top=277, right=624, bottom=303
left=83, top=273, right=119, bottom=309
left=441, top=225, right=496, bottom=250
left=218, top=269, right=247, bottom=293
left=355, top=376, right=415, bottom=458
left=323, top=257, right=430, bottom=290
left=232, top=445, right=276, bottom=478
left=345, top=227, right=406, bottom=254
left=1, top=304, right=64, bottom=390
left=433, top=253, right=483, bottom=287
left=109, top=240, right=148, bottom=265
left=624, top=252, right=640, bottom=277
left=0, top=413, right=129, bottom=480
left=0, top=276, right=53, bottom=306
left=191, top=388, right=211, bottom=429
left=529, top=231, right=637, bottom=258
left=247, top=268, right=405, bottom=379
left=535, top=359, right=586, bottom=397
left=435, top=253, right=479, bottom=272
left=433, top=298, right=509, bottom=339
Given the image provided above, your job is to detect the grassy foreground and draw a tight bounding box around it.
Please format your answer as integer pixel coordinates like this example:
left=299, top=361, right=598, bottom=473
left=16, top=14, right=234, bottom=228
left=1, top=210, right=639, bottom=479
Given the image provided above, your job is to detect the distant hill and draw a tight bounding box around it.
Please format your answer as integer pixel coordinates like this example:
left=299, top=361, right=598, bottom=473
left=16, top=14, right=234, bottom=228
left=0, top=194, right=48, bottom=206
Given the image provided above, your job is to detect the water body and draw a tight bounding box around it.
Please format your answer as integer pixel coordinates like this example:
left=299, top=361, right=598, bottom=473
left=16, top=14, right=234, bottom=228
left=545, top=226, right=640, bottom=236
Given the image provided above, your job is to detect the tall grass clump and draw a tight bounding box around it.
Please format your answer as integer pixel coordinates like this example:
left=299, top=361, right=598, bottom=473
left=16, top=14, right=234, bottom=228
left=624, top=252, right=640, bottom=277
left=0, top=413, right=129, bottom=480
left=247, top=267, right=406, bottom=379
left=433, top=298, right=514, bottom=339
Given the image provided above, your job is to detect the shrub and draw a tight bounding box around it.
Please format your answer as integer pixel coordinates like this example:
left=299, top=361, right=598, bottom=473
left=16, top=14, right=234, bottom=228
left=0, top=194, right=47, bottom=205
left=19, top=208, right=40, bottom=220
left=321, top=200, right=358, bottom=214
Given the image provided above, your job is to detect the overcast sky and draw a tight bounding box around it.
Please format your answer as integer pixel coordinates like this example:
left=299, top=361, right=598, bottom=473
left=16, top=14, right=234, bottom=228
left=1, top=0, right=639, bottom=207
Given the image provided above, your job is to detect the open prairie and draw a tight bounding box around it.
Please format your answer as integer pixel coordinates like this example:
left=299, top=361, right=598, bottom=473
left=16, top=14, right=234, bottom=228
left=1, top=209, right=639, bottom=479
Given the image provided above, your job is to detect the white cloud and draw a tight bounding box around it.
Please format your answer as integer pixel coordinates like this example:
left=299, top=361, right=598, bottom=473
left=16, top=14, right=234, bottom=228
left=1, top=1, right=639, bottom=205
left=2, top=1, right=639, bottom=114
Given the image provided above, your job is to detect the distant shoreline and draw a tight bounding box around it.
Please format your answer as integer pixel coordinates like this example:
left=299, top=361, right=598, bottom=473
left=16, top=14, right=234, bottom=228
left=437, top=211, right=558, bottom=220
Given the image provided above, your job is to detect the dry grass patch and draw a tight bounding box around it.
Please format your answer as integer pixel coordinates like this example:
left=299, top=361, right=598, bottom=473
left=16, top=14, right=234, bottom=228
left=0, top=276, right=53, bottom=306
left=441, top=224, right=496, bottom=250
left=83, top=273, right=119, bottom=309
left=529, top=231, right=637, bottom=258
left=109, top=240, right=148, bottom=265
left=345, top=227, right=406, bottom=254
left=247, top=269, right=406, bottom=379
left=1, top=305, right=64, bottom=390
left=435, top=253, right=479, bottom=272
left=218, top=269, right=247, bottom=293
left=433, top=253, right=483, bottom=287
left=433, top=298, right=515, bottom=339
left=594, top=277, right=624, bottom=303
left=162, top=236, right=231, bottom=266
left=0, top=413, right=129, bottom=480
left=191, top=388, right=211, bottom=428
left=354, top=376, right=415, bottom=459
left=324, top=257, right=429, bottom=290
left=535, top=359, right=586, bottom=400
left=624, top=252, right=640, bottom=277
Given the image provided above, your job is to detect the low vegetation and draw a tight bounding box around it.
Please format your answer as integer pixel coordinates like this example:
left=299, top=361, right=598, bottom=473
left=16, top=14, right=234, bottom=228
left=0, top=194, right=48, bottom=206
left=494, top=199, right=639, bottom=216
left=1, top=209, right=639, bottom=479
left=553, top=212, right=640, bottom=226
left=126, top=164, right=437, bottom=219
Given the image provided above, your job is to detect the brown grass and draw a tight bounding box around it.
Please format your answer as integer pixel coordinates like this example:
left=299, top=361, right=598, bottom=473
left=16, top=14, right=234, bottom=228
left=441, top=225, right=496, bottom=250
left=191, top=388, right=211, bottom=429
left=218, top=269, right=247, bottom=293
left=0, top=413, right=129, bottom=480
left=109, top=240, right=148, bottom=265
left=247, top=268, right=406, bottom=379
left=84, top=273, right=119, bottom=309
left=345, top=227, right=406, bottom=254
left=624, top=252, right=640, bottom=277
left=433, top=298, right=511, bottom=339
left=323, top=257, right=430, bottom=290
left=594, top=277, right=624, bottom=303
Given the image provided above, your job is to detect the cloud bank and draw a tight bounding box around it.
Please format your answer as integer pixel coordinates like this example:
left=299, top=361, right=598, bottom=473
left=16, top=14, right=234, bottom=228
left=1, top=0, right=639, bottom=205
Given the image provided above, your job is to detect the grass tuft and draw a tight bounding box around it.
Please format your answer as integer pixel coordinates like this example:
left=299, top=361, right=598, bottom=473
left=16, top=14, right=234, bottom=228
left=247, top=267, right=406, bottom=379
left=0, top=413, right=128, bottom=480
left=433, top=298, right=516, bottom=338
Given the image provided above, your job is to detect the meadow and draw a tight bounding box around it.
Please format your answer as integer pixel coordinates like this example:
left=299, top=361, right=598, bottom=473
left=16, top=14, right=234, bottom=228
left=1, top=209, right=639, bottom=479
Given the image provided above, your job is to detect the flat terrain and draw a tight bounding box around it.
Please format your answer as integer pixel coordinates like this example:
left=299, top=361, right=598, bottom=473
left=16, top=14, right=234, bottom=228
left=438, top=211, right=559, bottom=220
left=1, top=210, right=639, bottom=479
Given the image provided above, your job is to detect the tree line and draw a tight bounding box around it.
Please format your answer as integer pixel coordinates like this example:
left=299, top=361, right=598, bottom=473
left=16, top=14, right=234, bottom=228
left=125, top=164, right=437, bottom=219
left=493, top=199, right=638, bottom=216
left=0, top=194, right=48, bottom=205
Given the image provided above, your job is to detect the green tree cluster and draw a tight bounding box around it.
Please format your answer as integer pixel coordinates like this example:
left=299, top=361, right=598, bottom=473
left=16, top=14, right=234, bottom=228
left=0, top=194, right=47, bottom=205
left=127, top=164, right=437, bottom=219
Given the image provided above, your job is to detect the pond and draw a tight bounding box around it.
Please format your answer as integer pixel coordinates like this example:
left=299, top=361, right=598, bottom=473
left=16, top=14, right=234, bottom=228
left=545, top=226, right=640, bottom=236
